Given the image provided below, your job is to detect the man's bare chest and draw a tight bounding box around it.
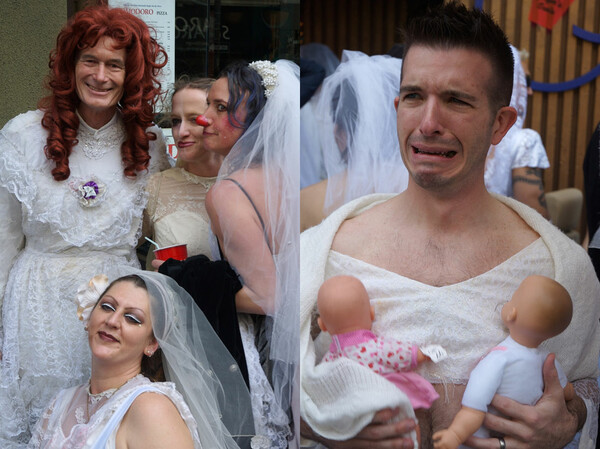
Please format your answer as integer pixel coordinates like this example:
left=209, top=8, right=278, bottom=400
left=351, top=233, right=518, bottom=287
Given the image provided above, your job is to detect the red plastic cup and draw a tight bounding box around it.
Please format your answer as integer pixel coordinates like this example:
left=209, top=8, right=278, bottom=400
left=153, top=244, right=188, bottom=261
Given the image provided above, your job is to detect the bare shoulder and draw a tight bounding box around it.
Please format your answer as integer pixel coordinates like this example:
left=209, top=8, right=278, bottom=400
left=493, top=198, right=540, bottom=245
left=127, top=390, right=179, bottom=415
left=331, top=197, right=397, bottom=256
left=301, top=179, right=328, bottom=231
left=206, top=177, right=255, bottom=223
left=120, top=391, right=194, bottom=449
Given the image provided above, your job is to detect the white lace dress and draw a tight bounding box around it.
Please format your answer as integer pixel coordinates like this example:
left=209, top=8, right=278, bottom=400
left=27, top=374, right=201, bottom=449
left=143, top=167, right=216, bottom=266
left=237, top=315, right=291, bottom=448
left=0, top=110, right=169, bottom=447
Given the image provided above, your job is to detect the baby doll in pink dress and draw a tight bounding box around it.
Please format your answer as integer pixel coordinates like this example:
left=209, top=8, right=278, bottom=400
left=317, top=275, right=447, bottom=410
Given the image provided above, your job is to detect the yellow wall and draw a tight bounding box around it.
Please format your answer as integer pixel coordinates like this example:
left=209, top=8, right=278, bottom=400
left=0, top=1, right=66, bottom=127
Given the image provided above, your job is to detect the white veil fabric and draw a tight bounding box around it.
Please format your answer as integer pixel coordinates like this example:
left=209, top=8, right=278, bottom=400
left=508, top=44, right=528, bottom=130
left=300, top=43, right=341, bottom=189
left=212, top=60, right=300, bottom=446
left=315, top=50, right=409, bottom=215
left=132, top=269, right=255, bottom=449
left=300, top=43, right=340, bottom=78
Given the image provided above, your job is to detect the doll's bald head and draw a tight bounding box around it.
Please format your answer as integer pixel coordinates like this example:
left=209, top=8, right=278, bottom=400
left=501, top=275, right=572, bottom=347
left=317, top=275, right=374, bottom=335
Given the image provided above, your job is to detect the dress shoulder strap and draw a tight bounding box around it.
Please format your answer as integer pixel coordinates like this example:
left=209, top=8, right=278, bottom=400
left=222, top=177, right=272, bottom=253
left=91, top=385, right=163, bottom=449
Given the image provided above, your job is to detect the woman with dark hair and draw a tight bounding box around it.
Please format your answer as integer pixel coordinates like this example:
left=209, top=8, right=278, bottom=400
left=29, top=271, right=254, bottom=448
left=0, top=5, right=169, bottom=446
left=156, top=60, right=300, bottom=448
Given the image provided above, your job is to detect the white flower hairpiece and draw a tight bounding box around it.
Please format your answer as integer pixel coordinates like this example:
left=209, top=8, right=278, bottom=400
left=75, top=274, right=110, bottom=324
left=248, top=60, right=278, bottom=98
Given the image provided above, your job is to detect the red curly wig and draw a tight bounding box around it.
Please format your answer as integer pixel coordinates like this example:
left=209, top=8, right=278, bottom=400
left=38, top=5, right=167, bottom=181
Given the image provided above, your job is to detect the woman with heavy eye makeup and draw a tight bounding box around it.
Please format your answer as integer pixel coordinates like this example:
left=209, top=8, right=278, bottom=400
left=29, top=271, right=254, bottom=449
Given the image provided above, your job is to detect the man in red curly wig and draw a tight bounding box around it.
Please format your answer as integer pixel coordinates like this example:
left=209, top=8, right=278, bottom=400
left=0, top=4, right=170, bottom=445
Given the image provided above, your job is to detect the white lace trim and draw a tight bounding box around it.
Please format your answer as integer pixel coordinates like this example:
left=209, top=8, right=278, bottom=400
left=0, top=110, right=164, bottom=248
left=76, top=112, right=124, bottom=160
left=238, top=315, right=290, bottom=448
left=179, top=168, right=217, bottom=188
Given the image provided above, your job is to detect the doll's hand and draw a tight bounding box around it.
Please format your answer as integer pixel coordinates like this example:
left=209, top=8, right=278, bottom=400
left=301, top=408, right=417, bottom=449
left=432, top=428, right=461, bottom=449
left=469, top=354, right=579, bottom=449
left=421, top=345, right=448, bottom=363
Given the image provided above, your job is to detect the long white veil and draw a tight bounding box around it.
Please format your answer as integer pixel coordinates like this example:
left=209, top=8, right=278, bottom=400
left=508, top=44, right=528, bottom=130
left=135, top=270, right=255, bottom=449
left=213, top=60, right=300, bottom=446
left=315, top=50, right=409, bottom=215
left=300, top=43, right=341, bottom=189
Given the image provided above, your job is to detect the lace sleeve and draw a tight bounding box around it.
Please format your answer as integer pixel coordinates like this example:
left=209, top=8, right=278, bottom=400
left=27, top=392, right=59, bottom=449
left=0, top=185, right=24, bottom=344
left=564, top=378, right=599, bottom=449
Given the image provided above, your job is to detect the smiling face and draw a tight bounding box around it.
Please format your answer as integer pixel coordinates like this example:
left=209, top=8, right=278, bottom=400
left=171, top=87, right=210, bottom=164
left=396, top=45, right=515, bottom=196
left=75, top=36, right=126, bottom=128
left=87, top=279, right=157, bottom=371
left=202, top=77, right=247, bottom=156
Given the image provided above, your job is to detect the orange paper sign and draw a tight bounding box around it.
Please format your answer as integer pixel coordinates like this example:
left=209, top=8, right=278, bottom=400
left=529, top=0, right=576, bottom=30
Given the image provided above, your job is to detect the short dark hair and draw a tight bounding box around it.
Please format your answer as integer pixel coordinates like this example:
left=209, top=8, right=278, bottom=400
left=217, top=60, right=267, bottom=131
left=402, top=1, right=513, bottom=110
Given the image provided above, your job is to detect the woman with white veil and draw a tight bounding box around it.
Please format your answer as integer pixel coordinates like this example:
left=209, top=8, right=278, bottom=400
left=28, top=269, right=255, bottom=449
left=300, top=50, right=409, bottom=231
left=157, top=60, right=299, bottom=448
left=205, top=59, right=299, bottom=449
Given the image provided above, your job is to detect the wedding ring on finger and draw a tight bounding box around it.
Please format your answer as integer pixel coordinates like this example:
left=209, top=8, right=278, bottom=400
left=498, top=437, right=506, bottom=449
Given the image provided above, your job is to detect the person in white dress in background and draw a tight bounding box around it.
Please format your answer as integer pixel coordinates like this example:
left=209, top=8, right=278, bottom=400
left=484, top=45, right=550, bottom=218
left=143, top=76, right=222, bottom=268
left=0, top=5, right=170, bottom=447
left=28, top=271, right=255, bottom=449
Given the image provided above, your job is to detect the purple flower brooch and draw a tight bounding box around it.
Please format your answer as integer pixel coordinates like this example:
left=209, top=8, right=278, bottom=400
left=69, top=177, right=107, bottom=207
